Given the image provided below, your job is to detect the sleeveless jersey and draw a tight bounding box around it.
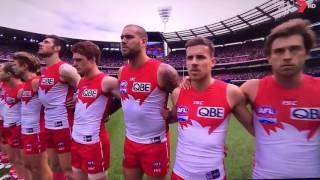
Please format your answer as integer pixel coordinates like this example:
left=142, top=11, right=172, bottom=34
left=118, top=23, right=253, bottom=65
left=0, top=81, right=6, bottom=120
left=119, top=59, right=168, bottom=144
left=253, top=75, right=320, bottom=178
left=72, top=73, right=112, bottom=144
left=3, top=83, right=24, bottom=127
left=174, top=80, right=231, bottom=179
left=38, top=61, right=74, bottom=129
left=21, top=76, right=43, bottom=134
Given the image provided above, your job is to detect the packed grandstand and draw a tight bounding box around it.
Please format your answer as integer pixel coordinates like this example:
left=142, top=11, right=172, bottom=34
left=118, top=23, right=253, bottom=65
left=0, top=0, right=319, bottom=179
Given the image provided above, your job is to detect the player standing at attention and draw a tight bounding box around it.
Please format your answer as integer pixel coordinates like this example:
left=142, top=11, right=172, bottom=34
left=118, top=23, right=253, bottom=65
left=119, top=24, right=180, bottom=180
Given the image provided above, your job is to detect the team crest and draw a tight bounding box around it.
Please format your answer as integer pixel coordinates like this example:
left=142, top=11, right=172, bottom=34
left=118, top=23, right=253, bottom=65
left=120, top=80, right=128, bottom=94
left=256, top=106, right=278, bottom=124
left=177, top=106, right=189, bottom=121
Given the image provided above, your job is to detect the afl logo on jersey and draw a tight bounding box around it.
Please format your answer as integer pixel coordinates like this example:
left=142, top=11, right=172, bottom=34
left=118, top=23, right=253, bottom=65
left=291, top=107, right=320, bottom=120
left=41, top=78, right=54, bottom=85
left=120, top=80, right=127, bottom=94
left=177, top=106, right=189, bottom=121
left=256, top=106, right=278, bottom=124
left=5, top=97, right=15, bottom=104
left=22, top=91, right=32, bottom=97
left=197, top=106, right=224, bottom=119
left=132, top=82, right=151, bottom=92
left=82, top=89, right=97, bottom=98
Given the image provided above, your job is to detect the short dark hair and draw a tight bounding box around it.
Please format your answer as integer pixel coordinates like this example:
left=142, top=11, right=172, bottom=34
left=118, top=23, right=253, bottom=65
left=265, top=18, right=315, bottom=56
left=13, top=51, right=40, bottom=73
left=45, top=35, right=66, bottom=57
left=71, top=41, right=101, bottom=65
left=3, top=62, right=20, bottom=78
left=124, top=24, right=148, bottom=41
left=185, top=37, right=215, bottom=56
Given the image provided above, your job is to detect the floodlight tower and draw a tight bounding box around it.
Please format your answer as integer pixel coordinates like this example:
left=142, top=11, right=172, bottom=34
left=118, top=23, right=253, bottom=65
left=158, top=6, right=172, bottom=56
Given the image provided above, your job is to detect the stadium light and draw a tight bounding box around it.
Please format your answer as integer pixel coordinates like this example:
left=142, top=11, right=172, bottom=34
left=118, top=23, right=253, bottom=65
left=158, top=6, right=172, bottom=56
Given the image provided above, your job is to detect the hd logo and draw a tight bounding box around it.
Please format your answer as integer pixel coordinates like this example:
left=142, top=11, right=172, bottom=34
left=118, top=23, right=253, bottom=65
left=197, top=106, right=224, bottom=119
left=82, top=89, right=97, bottom=98
left=291, top=107, right=320, bottom=120
left=132, top=82, right=151, bottom=92
left=41, top=78, right=54, bottom=85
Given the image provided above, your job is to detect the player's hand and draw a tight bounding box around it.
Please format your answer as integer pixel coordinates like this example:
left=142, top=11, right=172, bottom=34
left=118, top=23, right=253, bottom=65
left=104, top=115, right=111, bottom=123
left=179, top=76, right=191, bottom=89
left=161, top=108, right=171, bottom=121
left=66, top=94, right=77, bottom=110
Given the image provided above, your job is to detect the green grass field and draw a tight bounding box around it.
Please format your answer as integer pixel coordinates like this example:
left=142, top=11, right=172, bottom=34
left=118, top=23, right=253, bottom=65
left=107, top=110, right=255, bottom=180
left=0, top=109, right=255, bottom=179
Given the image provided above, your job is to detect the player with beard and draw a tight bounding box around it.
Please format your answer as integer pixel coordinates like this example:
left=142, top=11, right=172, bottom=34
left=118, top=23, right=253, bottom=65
left=38, top=35, right=80, bottom=180
left=12, top=52, right=53, bottom=180
left=241, top=19, right=320, bottom=178
left=118, top=24, right=180, bottom=180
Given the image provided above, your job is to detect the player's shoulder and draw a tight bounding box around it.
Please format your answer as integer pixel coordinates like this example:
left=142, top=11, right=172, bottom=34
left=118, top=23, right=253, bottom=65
left=240, top=79, right=260, bottom=91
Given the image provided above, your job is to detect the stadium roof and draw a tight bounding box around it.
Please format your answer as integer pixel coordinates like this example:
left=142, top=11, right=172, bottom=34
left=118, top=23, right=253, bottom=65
left=162, top=0, right=303, bottom=43
left=0, top=0, right=266, bottom=42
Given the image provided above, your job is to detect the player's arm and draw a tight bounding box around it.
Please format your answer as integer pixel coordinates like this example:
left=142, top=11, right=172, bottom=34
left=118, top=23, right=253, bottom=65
left=31, top=78, right=40, bottom=92
left=227, top=84, right=254, bottom=136
left=59, top=63, right=81, bottom=89
left=240, top=79, right=259, bottom=105
left=102, top=75, right=121, bottom=117
left=161, top=87, right=180, bottom=124
left=17, top=86, right=24, bottom=100
left=158, top=63, right=180, bottom=93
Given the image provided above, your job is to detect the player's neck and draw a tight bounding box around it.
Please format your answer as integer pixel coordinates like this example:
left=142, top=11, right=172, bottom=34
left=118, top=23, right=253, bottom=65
left=129, top=53, right=149, bottom=69
left=191, top=76, right=214, bottom=91
left=275, top=72, right=303, bottom=89
left=85, top=66, right=100, bottom=79
left=22, top=71, right=37, bottom=82
left=44, top=53, right=61, bottom=67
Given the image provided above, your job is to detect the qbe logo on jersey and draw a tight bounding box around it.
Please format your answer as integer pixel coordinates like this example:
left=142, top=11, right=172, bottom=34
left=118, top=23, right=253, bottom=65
left=197, top=106, right=224, bottom=119
left=82, top=89, right=97, bottom=98
left=132, top=82, right=151, bottom=92
left=291, top=107, right=320, bottom=120
left=41, top=78, right=54, bottom=85
left=177, top=106, right=189, bottom=121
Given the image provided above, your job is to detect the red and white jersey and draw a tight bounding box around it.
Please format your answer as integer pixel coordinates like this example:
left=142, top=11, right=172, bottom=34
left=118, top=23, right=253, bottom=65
left=173, top=80, right=231, bottom=179
left=38, top=61, right=74, bottom=129
left=21, top=76, right=43, bottom=134
left=72, top=73, right=112, bottom=144
left=119, top=59, right=168, bottom=144
left=0, top=81, right=6, bottom=120
left=253, top=75, right=320, bottom=178
left=3, top=83, right=24, bottom=127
